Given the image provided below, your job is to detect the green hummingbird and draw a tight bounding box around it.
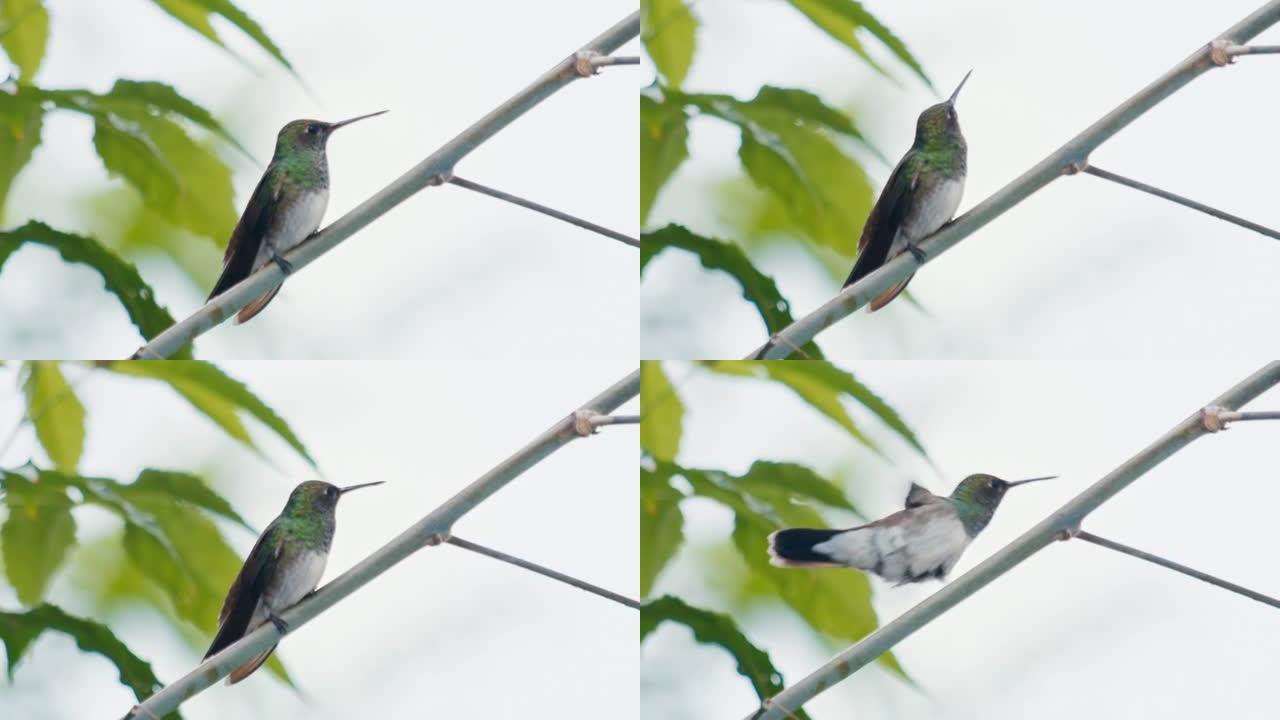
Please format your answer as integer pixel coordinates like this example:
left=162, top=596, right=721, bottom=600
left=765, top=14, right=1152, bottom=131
left=208, top=111, right=387, bottom=323
left=204, top=480, right=383, bottom=683
left=768, top=473, right=1052, bottom=584
left=843, top=71, right=971, bottom=311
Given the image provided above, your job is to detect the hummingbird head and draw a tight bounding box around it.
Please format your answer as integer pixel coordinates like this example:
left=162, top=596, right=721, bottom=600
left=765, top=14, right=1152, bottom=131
left=914, top=70, right=971, bottom=148
left=274, top=111, right=388, bottom=156
left=949, top=472, right=1053, bottom=537
left=284, top=479, right=385, bottom=516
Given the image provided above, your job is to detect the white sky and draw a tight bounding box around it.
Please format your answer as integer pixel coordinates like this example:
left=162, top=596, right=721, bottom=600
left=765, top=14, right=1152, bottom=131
left=643, top=359, right=1280, bottom=719
left=642, top=0, right=1280, bottom=361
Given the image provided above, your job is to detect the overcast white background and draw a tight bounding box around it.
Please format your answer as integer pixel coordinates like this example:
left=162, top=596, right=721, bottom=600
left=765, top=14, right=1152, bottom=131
left=642, top=360, right=1280, bottom=719
left=0, top=359, right=638, bottom=719
left=641, top=0, right=1280, bottom=360
left=0, top=0, right=637, bottom=361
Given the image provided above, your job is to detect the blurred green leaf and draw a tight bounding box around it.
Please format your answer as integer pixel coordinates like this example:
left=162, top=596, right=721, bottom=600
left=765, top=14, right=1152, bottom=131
left=0, top=222, right=191, bottom=357
left=642, top=0, right=696, bottom=88
left=640, top=93, right=689, bottom=225
left=640, top=361, right=683, bottom=462
left=702, top=360, right=927, bottom=458
left=102, top=80, right=251, bottom=159
left=101, top=361, right=316, bottom=466
left=786, top=0, right=930, bottom=87
left=0, top=603, right=179, bottom=716
left=130, top=469, right=252, bottom=530
left=734, top=460, right=857, bottom=514
left=149, top=0, right=294, bottom=72
left=642, top=225, right=823, bottom=358
left=642, top=595, right=806, bottom=718
left=640, top=464, right=684, bottom=598
left=20, top=361, right=85, bottom=473
left=0, top=471, right=76, bottom=606
left=0, top=0, right=49, bottom=80
left=0, top=88, right=44, bottom=217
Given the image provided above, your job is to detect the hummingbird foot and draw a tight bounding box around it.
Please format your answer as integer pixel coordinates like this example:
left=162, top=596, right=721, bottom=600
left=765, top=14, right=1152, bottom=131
left=265, top=605, right=290, bottom=635
left=270, top=252, right=295, bottom=277
left=906, top=243, right=927, bottom=265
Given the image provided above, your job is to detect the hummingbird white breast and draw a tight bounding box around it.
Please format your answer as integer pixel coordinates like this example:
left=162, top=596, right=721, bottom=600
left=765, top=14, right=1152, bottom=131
left=252, top=187, right=330, bottom=271
left=811, top=503, right=971, bottom=584
left=252, top=548, right=328, bottom=627
left=889, top=175, right=965, bottom=258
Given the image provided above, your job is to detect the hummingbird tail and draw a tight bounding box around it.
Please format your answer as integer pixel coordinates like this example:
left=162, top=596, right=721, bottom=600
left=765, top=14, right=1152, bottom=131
left=867, top=272, right=914, bottom=312
left=235, top=285, right=282, bottom=324
left=227, top=643, right=277, bottom=684
left=767, top=528, right=845, bottom=568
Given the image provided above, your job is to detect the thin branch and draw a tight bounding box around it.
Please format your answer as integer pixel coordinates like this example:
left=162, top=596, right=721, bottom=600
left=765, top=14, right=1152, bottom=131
left=446, top=535, right=639, bottom=609
left=1082, top=164, right=1280, bottom=242
left=745, top=361, right=1280, bottom=719
left=745, top=1, right=1280, bottom=359
left=592, top=55, right=640, bottom=67
left=1201, top=406, right=1280, bottom=432
left=1225, top=43, right=1280, bottom=56
left=128, top=11, right=640, bottom=360
left=1070, top=529, right=1280, bottom=610
left=125, top=368, right=640, bottom=718
left=590, top=413, right=639, bottom=427
left=449, top=175, right=639, bottom=248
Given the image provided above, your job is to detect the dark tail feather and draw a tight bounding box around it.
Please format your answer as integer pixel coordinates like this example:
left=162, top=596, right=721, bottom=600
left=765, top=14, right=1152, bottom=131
left=843, top=255, right=874, bottom=289
left=767, top=528, right=843, bottom=567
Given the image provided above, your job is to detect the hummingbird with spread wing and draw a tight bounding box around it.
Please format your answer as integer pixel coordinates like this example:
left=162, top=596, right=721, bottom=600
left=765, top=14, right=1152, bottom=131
left=208, top=111, right=386, bottom=323
left=843, top=72, right=972, bottom=311
left=204, top=480, right=382, bottom=683
left=768, top=473, right=1052, bottom=584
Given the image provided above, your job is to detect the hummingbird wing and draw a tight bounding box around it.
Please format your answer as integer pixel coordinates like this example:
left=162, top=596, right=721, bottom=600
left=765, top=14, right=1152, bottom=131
left=208, top=167, right=281, bottom=302
left=204, top=519, right=284, bottom=660
left=903, top=482, right=941, bottom=508
left=843, top=153, right=920, bottom=290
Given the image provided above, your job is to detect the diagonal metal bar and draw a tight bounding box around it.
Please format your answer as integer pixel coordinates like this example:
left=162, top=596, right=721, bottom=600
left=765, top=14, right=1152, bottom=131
left=125, top=368, right=639, bottom=718
left=1082, top=164, right=1280, bottom=242
left=129, top=11, right=640, bottom=359
left=747, top=1, right=1280, bottom=359
left=449, top=175, right=639, bottom=247
left=1072, top=530, right=1280, bottom=610
left=746, top=360, right=1280, bottom=719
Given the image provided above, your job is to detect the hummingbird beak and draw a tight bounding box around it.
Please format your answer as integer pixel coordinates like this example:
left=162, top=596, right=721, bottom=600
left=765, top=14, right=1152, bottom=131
left=339, top=481, right=385, bottom=495
left=1006, top=475, right=1056, bottom=488
left=947, top=70, right=973, bottom=104
left=328, top=110, right=389, bottom=132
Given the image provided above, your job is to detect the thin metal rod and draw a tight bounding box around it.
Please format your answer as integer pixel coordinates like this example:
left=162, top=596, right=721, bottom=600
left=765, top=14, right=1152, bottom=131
left=128, top=11, right=640, bottom=359
left=746, top=1, right=1280, bottom=359
left=1083, top=165, right=1280, bottom=242
left=449, top=175, right=639, bottom=248
left=447, top=535, right=638, bottom=609
left=125, top=368, right=640, bottom=718
left=590, top=413, right=639, bottom=427
left=1073, top=530, right=1280, bottom=610
left=745, top=361, right=1280, bottom=719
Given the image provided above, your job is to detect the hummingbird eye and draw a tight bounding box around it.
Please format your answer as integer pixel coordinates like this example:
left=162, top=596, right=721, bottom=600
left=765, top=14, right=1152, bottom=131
left=305, top=123, right=320, bottom=135
left=325, top=485, right=338, bottom=498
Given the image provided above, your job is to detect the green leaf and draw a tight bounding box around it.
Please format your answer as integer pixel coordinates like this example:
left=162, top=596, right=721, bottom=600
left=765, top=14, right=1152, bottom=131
left=642, top=595, right=805, bottom=717
left=0, top=222, right=191, bottom=357
left=0, top=603, right=179, bottom=716
left=149, top=0, right=294, bottom=71
left=0, top=471, right=76, bottom=606
left=101, top=361, right=316, bottom=466
left=640, top=464, right=684, bottom=598
left=640, top=93, right=689, bottom=225
left=703, top=360, right=927, bottom=457
left=641, top=225, right=824, bottom=358
left=20, top=361, right=85, bottom=473
left=786, top=0, right=930, bottom=87
left=130, top=469, right=252, bottom=530
left=0, top=0, right=49, bottom=80
left=641, top=0, right=697, bottom=88
left=103, top=80, right=251, bottom=159
left=733, top=460, right=857, bottom=514
left=640, top=361, right=683, bottom=462
left=0, top=88, right=44, bottom=217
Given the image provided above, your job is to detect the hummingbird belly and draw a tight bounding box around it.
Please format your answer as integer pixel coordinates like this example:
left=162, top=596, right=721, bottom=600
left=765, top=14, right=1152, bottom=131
left=814, top=504, right=970, bottom=583
left=889, top=175, right=965, bottom=257
left=252, top=188, right=330, bottom=271
left=254, top=548, right=328, bottom=624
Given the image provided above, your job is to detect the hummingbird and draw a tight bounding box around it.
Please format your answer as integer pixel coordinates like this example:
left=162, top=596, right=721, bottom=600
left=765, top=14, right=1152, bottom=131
left=203, top=480, right=383, bottom=683
left=208, top=111, right=387, bottom=323
left=842, top=71, right=972, bottom=311
left=767, top=473, right=1052, bottom=584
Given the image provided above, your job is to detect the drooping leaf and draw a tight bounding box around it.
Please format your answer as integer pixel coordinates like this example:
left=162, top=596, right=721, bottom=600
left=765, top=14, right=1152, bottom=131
left=129, top=469, right=252, bottom=530
left=0, top=603, right=179, bottom=716
left=703, top=360, right=927, bottom=457
left=733, top=460, right=857, bottom=514
left=640, top=464, right=684, bottom=597
left=640, top=93, right=689, bottom=225
left=0, top=222, right=191, bottom=357
left=641, top=225, right=824, bottom=358
left=640, top=361, right=683, bottom=462
left=100, top=361, right=316, bottom=466
left=0, top=88, right=44, bottom=216
left=20, top=361, right=85, bottom=473
left=0, top=0, right=49, bottom=80
left=642, top=595, right=805, bottom=717
left=641, top=0, right=697, bottom=88
left=102, top=80, right=251, bottom=159
left=149, top=0, right=294, bottom=72
left=0, top=471, right=76, bottom=606
left=786, top=0, right=931, bottom=87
